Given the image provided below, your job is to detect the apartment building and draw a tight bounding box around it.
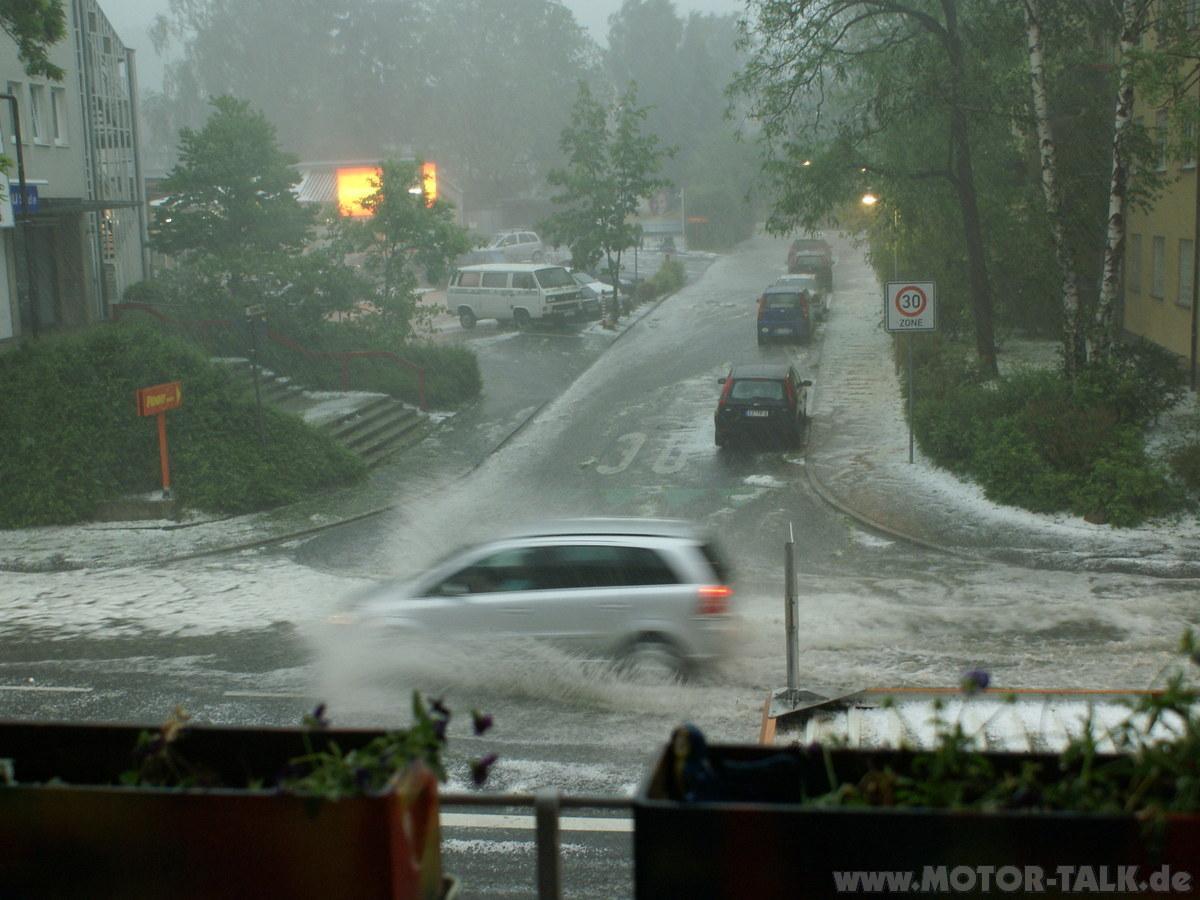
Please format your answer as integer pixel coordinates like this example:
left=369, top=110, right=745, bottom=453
left=0, top=0, right=147, bottom=343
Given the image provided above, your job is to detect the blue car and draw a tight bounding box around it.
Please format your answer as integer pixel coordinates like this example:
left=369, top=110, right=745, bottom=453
left=756, top=285, right=812, bottom=345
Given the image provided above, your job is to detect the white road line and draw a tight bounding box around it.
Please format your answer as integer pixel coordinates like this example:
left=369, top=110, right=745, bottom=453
left=222, top=691, right=311, bottom=699
left=0, top=685, right=93, bottom=693
left=440, top=813, right=633, bottom=833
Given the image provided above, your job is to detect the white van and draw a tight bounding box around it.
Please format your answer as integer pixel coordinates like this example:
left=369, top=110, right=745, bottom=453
left=447, top=264, right=583, bottom=329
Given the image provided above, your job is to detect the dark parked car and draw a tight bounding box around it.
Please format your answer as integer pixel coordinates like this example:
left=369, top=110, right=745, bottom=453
left=756, top=285, right=812, bottom=345
left=788, top=237, right=834, bottom=292
left=714, top=364, right=812, bottom=449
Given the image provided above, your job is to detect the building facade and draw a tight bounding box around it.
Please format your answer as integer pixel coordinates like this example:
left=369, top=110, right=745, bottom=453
left=1122, top=8, right=1198, bottom=364
left=0, top=0, right=147, bottom=343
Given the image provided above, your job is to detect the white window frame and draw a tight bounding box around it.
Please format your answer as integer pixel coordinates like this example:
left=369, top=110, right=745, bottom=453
left=1129, top=233, right=1142, bottom=294
left=1179, top=239, right=1195, bottom=308
left=28, top=83, right=46, bottom=144
left=1184, top=116, right=1197, bottom=170
left=1151, top=235, right=1166, bottom=299
left=50, top=87, right=67, bottom=146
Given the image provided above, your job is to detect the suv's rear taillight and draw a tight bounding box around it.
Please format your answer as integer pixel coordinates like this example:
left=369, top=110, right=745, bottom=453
left=697, top=585, right=732, bottom=615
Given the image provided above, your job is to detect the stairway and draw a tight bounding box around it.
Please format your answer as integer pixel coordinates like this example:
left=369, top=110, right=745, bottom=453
left=215, top=358, right=432, bottom=467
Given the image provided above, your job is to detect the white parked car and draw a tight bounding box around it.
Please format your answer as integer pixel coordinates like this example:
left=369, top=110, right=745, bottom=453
left=570, top=271, right=614, bottom=319
left=485, top=230, right=545, bottom=262
left=339, top=519, right=736, bottom=677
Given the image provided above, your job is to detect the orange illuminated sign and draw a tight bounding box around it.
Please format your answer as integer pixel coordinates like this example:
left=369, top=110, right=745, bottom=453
left=136, top=381, right=182, bottom=417
left=336, top=166, right=381, bottom=218
left=421, top=161, right=437, bottom=206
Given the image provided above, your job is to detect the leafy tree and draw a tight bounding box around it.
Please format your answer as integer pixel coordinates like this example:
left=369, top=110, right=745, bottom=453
left=544, top=83, right=672, bottom=321
left=151, top=96, right=315, bottom=260
left=1, top=0, right=67, bottom=79
left=337, top=159, right=472, bottom=338
left=735, top=0, right=1009, bottom=376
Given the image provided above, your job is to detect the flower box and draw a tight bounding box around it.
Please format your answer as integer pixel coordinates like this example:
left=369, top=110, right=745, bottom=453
left=0, top=719, right=452, bottom=900
left=633, top=743, right=1200, bottom=899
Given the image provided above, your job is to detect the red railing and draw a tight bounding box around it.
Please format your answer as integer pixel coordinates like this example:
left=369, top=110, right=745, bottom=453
left=110, top=303, right=427, bottom=410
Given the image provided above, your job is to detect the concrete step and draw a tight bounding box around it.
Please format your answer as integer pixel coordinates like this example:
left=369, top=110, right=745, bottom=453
left=336, top=404, right=422, bottom=452
left=360, top=418, right=433, bottom=468
left=322, top=396, right=399, bottom=441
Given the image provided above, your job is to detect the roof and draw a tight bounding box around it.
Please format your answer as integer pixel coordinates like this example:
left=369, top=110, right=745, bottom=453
left=763, top=284, right=809, bottom=295
left=456, top=263, right=565, bottom=273
left=729, top=364, right=793, bottom=379
left=505, top=517, right=706, bottom=540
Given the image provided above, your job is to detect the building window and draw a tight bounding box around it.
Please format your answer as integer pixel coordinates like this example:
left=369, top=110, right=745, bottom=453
left=1180, top=239, right=1195, bottom=308
left=28, top=84, right=46, bottom=144
left=1151, top=236, right=1166, bottom=298
left=5, top=81, right=22, bottom=142
left=1189, top=0, right=1200, bottom=28
left=1155, top=110, right=1169, bottom=172
left=1129, top=233, right=1142, bottom=294
left=50, top=88, right=66, bottom=145
left=1185, top=116, right=1197, bottom=170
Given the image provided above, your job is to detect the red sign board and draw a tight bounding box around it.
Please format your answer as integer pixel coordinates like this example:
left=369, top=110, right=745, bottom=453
left=136, top=381, right=182, bottom=417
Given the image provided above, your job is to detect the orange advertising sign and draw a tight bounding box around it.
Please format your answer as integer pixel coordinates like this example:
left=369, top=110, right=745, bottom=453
left=336, top=166, right=381, bottom=218
left=136, top=381, right=182, bottom=417
left=421, top=161, right=437, bottom=206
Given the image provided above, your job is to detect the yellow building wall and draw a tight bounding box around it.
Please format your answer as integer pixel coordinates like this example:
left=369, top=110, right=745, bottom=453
left=1124, top=155, right=1197, bottom=358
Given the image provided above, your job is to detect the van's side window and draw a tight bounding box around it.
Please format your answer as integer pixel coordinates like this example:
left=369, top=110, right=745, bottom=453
left=482, top=272, right=508, bottom=288
left=458, top=271, right=481, bottom=287
left=512, top=273, right=535, bottom=290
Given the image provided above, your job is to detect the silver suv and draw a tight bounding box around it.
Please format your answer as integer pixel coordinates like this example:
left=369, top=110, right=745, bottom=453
left=346, top=519, right=734, bottom=676
left=486, top=230, right=544, bottom=262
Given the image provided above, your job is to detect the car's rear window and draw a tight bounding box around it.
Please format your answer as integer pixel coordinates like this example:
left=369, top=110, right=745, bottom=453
left=730, top=379, right=784, bottom=401
left=765, top=292, right=804, bottom=309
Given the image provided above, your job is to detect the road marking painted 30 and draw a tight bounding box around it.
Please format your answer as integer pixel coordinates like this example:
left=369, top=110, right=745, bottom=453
left=652, top=434, right=687, bottom=475
left=441, top=812, right=633, bottom=833
left=596, top=432, right=646, bottom=474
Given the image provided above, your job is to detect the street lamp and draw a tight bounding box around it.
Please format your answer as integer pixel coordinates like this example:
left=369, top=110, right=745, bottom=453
left=861, top=193, right=899, bottom=281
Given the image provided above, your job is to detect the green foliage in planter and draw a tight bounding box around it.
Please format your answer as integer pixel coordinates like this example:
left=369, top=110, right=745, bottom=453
left=121, top=694, right=498, bottom=796
left=0, top=323, right=364, bottom=527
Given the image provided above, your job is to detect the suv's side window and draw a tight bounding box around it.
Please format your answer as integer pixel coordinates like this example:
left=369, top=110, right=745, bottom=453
left=536, top=545, right=679, bottom=589
left=512, top=273, right=535, bottom=290
left=482, top=272, right=508, bottom=288
left=522, top=233, right=537, bottom=244
left=435, top=548, right=541, bottom=594
left=458, top=271, right=481, bottom=287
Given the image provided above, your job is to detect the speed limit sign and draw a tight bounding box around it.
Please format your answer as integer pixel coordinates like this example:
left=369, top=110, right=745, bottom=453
left=885, top=281, right=936, bottom=332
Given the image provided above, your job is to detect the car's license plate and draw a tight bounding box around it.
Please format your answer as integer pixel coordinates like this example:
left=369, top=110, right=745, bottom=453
left=774, top=328, right=791, bottom=335
left=746, top=409, right=770, bottom=418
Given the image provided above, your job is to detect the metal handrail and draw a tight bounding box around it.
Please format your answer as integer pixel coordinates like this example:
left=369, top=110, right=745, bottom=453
left=439, top=790, right=634, bottom=899
left=110, top=302, right=428, bottom=409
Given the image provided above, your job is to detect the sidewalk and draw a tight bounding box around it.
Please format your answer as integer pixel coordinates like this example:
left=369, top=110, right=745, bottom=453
left=804, top=233, right=1200, bottom=577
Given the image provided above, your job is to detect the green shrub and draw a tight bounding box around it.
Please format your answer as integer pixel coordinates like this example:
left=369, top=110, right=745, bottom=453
left=1169, top=442, right=1200, bottom=491
left=633, top=258, right=686, bottom=304
left=0, top=323, right=365, bottom=528
left=1069, top=432, right=1177, bottom=526
left=1074, top=338, right=1187, bottom=426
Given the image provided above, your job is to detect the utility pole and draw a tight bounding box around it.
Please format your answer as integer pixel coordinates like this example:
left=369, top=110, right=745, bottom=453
left=1, top=93, right=40, bottom=337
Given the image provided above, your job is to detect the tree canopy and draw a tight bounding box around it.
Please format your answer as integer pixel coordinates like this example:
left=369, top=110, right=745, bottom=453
left=0, top=0, right=67, bottom=80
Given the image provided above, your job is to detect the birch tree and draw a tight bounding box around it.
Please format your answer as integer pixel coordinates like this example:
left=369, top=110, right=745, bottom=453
left=1023, top=0, right=1085, bottom=376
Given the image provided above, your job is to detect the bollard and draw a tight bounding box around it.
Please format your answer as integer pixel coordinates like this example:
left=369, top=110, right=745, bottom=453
left=785, top=523, right=797, bottom=695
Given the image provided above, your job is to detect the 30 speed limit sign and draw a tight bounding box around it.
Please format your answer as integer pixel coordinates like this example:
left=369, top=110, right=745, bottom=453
left=885, top=281, right=936, bottom=332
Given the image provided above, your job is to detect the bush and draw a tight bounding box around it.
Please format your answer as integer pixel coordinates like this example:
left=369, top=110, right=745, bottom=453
left=1169, top=442, right=1200, bottom=491
left=0, top=323, right=365, bottom=527
left=909, top=340, right=1181, bottom=526
left=633, top=258, right=686, bottom=304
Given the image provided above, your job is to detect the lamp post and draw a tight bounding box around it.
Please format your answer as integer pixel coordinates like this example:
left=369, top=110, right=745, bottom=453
left=0, top=93, right=40, bottom=337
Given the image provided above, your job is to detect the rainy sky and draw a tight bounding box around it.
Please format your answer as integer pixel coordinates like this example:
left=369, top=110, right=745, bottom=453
left=101, top=0, right=747, bottom=91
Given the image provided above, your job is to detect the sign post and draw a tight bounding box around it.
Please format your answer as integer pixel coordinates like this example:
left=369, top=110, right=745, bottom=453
left=136, top=381, right=183, bottom=498
left=245, top=305, right=267, bottom=447
left=884, top=282, right=937, bottom=463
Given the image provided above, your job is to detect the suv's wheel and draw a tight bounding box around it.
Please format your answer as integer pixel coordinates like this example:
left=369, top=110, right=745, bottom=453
left=513, top=308, right=532, bottom=330
left=618, top=637, right=687, bottom=682
left=458, top=308, right=477, bottom=329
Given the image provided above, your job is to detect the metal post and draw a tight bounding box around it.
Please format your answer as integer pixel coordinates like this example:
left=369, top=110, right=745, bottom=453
left=1191, top=89, right=1199, bottom=390
left=784, top=522, right=797, bottom=695
left=247, top=309, right=267, bottom=447
left=534, top=789, right=562, bottom=900
left=1, top=93, right=40, bottom=337
left=908, top=334, right=915, bottom=464
left=892, top=208, right=899, bottom=282
left=157, top=411, right=172, bottom=498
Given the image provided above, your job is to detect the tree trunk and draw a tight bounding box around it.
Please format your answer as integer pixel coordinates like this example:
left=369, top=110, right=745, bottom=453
left=942, top=0, right=999, bottom=377
left=1023, top=0, right=1086, bottom=377
left=1094, top=0, right=1146, bottom=358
